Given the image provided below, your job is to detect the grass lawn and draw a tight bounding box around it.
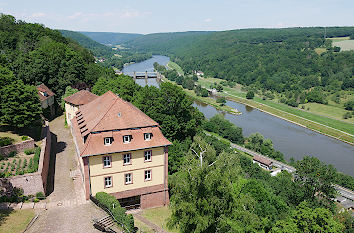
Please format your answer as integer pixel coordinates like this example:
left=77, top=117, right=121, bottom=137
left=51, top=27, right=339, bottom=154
left=133, top=217, right=154, bottom=233
left=314, top=47, right=327, bottom=55
left=300, top=102, right=354, bottom=123
left=141, top=206, right=179, bottom=233
left=0, top=209, right=35, bottom=233
left=167, top=61, right=184, bottom=76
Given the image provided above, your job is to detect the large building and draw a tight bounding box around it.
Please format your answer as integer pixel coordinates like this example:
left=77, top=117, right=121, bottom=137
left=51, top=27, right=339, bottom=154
left=70, top=91, right=171, bottom=209
left=64, top=90, right=98, bottom=126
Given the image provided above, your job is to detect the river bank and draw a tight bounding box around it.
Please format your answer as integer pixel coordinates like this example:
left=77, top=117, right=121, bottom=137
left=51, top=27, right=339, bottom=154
left=196, top=77, right=354, bottom=145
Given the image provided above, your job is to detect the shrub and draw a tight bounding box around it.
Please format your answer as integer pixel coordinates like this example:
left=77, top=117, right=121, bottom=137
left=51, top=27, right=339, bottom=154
left=95, top=192, right=135, bottom=232
left=24, top=148, right=35, bottom=155
left=344, top=100, right=354, bottom=111
left=343, top=112, right=352, bottom=119
left=8, top=151, right=17, bottom=158
left=0, top=137, right=14, bottom=147
left=36, top=192, right=45, bottom=199
left=21, top=136, right=29, bottom=141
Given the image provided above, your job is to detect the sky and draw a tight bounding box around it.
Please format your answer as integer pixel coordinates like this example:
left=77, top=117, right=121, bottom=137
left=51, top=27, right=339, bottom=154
left=1, top=0, right=354, bottom=34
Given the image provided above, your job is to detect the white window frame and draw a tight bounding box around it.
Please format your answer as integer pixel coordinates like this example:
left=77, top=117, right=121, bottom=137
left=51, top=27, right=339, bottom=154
left=104, top=176, right=112, bottom=188
left=104, top=137, right=112, bottom=145
left=144, top=170, right=151, bottom=181
left=144, top=150, right=152, bottom=162
left=125, top=173, right=132, bottom=184
left=123, top=153, right=131, bottom=165
left=103, top=156, right=112, bottom=168
left=144, top=133, right=152, bottom=141
left=123, top=135, right=131, bottom=143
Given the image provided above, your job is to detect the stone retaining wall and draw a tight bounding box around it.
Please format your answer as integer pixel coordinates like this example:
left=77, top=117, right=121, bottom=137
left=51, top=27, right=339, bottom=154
left=0, top=138, right=35, bottom=156
left=0, top=123, right=51, bottom=196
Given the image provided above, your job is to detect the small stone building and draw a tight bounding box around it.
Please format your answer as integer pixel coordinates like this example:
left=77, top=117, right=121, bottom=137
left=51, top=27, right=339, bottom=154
left=37, top=84, right=55, bottom=116
left=63, top=90, right=98, bottom=126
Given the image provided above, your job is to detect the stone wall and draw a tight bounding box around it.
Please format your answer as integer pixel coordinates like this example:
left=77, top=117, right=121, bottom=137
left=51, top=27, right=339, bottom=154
left=0, top=138, right=35, bottom=156
left=0, top=123, right=51, bottom=196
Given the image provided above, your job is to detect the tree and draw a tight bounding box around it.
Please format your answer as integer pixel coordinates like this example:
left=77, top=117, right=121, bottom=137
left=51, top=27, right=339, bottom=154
left=91, top=75, right=140, bottom=102
left=246, top=90, right=255, bottom=99
left=333, top=46, right=341, bottom=52
left=294, top=156, right=337, bottom=203
left=168, top=137, right=242, bottom=232
left=0, top=77, right=42, bottom=128
left=271, top=201, right=344, bottom=233
left=344, top=100, right=354, bottom=111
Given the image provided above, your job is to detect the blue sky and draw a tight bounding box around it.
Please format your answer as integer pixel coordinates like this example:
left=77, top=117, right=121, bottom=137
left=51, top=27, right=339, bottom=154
left=1, top=0, right=353, bottom=34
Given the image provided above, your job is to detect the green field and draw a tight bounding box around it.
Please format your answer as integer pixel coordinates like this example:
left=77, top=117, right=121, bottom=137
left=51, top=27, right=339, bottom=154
left=167, top=61, right=184, bottom=76
left=327, top=36, right=350, bottom=42
left=197, top=77, right=354, bottom=144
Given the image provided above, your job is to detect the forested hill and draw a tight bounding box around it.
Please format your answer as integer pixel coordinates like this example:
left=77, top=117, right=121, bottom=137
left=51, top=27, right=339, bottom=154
left=0, top=14, right=114, bottom=98
left=124, top=27, right=354, bottom=106
left=60, top=30, right=114, bottom=58
left=79, top=31, right=142, bottom=45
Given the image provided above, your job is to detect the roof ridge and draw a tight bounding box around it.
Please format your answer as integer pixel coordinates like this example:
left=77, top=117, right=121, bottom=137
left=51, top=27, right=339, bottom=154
left=90, top=93, right=119, bottom=132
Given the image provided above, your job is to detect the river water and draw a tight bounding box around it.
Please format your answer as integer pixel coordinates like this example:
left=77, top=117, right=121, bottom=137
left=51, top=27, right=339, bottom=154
left=123, top=55, right=354, bottom=176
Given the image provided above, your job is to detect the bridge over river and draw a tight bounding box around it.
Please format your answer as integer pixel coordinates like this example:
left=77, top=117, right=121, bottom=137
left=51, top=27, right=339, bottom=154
left=125, top=71, right=163, bottom=80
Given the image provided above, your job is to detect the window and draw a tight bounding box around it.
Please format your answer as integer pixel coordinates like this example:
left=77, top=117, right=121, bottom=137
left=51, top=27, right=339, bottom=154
left=104, top=176, right=112, bottom=188
left=104, top=137, right=112, bottom=145
left=123, top=153, right=131, bottom=165
left=144, top=133, right=152, bottom=141
left=125, top=173, right=132, bottom=184
left=123, top=135, right=131, bottom=143
left=144, top=150, right=152, bottom=162
left=103, top=156, right=112, bottom=168
left=144, top=170, right=151, bottom=181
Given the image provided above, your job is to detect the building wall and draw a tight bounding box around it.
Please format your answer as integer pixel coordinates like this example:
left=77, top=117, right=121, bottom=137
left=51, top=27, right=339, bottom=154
left=65, top=102, right=79, bottom=126
left=89, top=147, right=165, bottom=196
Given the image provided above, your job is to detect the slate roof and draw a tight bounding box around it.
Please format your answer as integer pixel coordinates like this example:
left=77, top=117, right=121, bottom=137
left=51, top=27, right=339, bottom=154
left=37, top=84, right=55, bottom=101
left=63, top=90, right=98, bottom=106
left=71, top=91, right=171, bottom=157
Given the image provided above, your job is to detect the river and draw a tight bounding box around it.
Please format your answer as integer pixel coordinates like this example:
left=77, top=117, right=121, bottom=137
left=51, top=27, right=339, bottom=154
left=123, top=55, right=354, bottom=176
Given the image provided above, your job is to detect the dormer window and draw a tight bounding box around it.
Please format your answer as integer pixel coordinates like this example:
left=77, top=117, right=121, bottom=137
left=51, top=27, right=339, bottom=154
left=43, top=91, right=48, bottom=97
left=144, top=133, right=152, bottom=141
left=123, top=135, right=132, bottom=143
left=104, top=137, right=112, bottom=145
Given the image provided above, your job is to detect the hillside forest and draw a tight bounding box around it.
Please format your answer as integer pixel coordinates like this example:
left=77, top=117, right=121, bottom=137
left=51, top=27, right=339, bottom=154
left=125, top=28, right=354, bottom=112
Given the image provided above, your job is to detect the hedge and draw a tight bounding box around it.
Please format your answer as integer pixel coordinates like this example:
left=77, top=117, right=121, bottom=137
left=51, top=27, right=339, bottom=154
left=95, top=192, right=135, bottom=232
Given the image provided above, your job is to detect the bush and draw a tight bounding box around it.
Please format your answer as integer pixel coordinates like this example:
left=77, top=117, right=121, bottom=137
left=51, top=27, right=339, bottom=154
left=0, top=137, right=14, bottom=147
left=246, top=91, right=255, bottom=99
left=216, top=97, right=226, bottom=106
left=8, top=151, right=17, bottom=158
left=24, top=148, right=35, bottom=155
left=343, top=112, right=352, bottom=119
left=95, top=192, right=135, bottom=232
left=344, top=100, right=354, bottom=111
left=36, top=192, right=45, bottom=199
left=21, top=136, right=29, bottom=141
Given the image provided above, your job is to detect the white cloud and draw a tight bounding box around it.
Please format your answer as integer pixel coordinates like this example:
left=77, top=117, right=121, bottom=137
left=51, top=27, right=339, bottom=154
left=204, top=18, right=212, bottom=23
left=30, top=12, right=46, bottom=18
left=67, top=12, right=83, bottom=20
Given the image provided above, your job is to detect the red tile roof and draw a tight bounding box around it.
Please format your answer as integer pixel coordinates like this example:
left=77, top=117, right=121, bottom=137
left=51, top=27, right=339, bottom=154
left=37, top=84, right=55, bottom=101
left=71, top=91, right=171, bottom=157
left=64, top=90, right=98, bottom=106
left=253, top=155, right=273, bottom=166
